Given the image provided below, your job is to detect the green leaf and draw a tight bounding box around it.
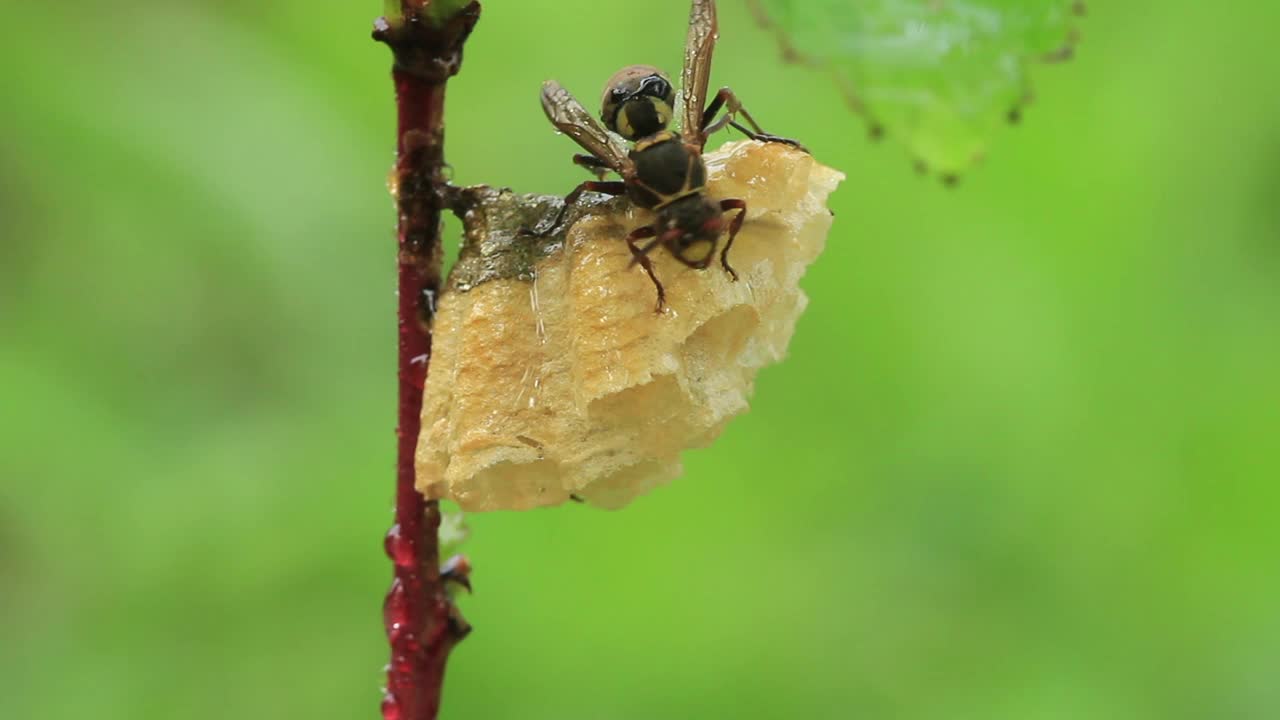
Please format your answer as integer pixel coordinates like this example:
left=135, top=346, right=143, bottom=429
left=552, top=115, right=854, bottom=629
left=752, top=0, right=1085, bottom=179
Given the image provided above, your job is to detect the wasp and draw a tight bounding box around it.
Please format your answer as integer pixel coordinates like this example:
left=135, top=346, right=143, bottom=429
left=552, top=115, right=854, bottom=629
left=531, top=0, right=802, bottom=312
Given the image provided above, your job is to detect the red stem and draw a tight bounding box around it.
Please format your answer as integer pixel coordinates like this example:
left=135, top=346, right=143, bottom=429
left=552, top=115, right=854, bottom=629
left=373, top=4, right=480, bottom=719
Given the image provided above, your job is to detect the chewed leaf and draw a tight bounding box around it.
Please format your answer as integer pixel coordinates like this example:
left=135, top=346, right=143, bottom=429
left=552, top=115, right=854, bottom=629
left=751, top=0, right=1085, bottom=179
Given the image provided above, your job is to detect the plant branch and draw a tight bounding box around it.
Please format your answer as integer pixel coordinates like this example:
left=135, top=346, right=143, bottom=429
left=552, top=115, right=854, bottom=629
left=372, top=3, right=480, bottom=719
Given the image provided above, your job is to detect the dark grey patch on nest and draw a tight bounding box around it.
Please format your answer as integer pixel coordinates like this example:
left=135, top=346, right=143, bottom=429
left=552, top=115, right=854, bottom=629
left=448, top=186, right=631, bottom=292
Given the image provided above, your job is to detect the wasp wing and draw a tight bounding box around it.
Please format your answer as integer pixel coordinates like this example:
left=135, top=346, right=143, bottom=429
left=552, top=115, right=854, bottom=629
left=680, top=0, right=718, bottom=147
left=541, top=81, right=632, bottom=175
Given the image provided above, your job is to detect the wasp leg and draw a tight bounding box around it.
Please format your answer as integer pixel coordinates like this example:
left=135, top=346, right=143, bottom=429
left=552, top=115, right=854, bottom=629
left=525, top=180, right=628, bottom=237
left=727, top=121, right=808, bottom=152
left=625, top=225, right=668, bottom=313
left=573, top=153, right=611, bottom=180
left=718, top=198, right=747, bottom=282
left=701, top=87, right=808, bottom=153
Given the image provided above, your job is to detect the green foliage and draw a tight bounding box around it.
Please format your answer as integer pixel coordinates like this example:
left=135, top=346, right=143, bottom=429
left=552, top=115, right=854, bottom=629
left=753, top=0, right=1085, bottom=177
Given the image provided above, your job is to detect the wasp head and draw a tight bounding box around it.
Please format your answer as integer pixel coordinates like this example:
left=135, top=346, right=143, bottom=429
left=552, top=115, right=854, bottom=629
left=659, top=196, right=725, bottom=269
left=600, top=65, right=674, bottom=141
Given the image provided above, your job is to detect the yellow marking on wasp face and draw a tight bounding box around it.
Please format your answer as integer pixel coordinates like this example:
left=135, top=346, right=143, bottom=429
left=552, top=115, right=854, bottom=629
left=617, top=99, right=675, bottom=140
left=653, top=99, right=672, bottom=129
left=679, top=239, right=716, bottom=264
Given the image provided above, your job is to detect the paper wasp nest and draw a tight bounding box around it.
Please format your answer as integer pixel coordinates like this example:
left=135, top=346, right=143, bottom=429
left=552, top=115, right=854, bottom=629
left=416, top=141, right=843, bottom=510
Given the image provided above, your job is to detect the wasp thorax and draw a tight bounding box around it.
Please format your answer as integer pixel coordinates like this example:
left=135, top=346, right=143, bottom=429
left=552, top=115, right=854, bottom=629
left=600, top=65, right=674, bottom=141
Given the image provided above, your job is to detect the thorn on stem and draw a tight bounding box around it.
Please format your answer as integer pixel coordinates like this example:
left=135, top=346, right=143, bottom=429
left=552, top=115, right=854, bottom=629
left=441, top=554, right=472, bottom=593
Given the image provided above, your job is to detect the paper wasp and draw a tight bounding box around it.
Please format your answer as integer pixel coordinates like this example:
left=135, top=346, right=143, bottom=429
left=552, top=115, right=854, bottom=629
left=531, top=0, right=802, bottom=312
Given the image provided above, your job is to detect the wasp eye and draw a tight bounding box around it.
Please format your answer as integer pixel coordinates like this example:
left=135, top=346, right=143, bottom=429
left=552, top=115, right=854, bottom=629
left=638, top=76, right=671, bottom=102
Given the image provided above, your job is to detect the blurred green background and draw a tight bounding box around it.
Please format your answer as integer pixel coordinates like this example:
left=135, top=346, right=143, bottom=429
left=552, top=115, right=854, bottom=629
left=3, top=2, right=1278, bottom=718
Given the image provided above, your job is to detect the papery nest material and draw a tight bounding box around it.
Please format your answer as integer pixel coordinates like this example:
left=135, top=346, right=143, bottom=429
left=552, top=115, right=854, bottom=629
left=417, top=140, right=843, bottom=510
